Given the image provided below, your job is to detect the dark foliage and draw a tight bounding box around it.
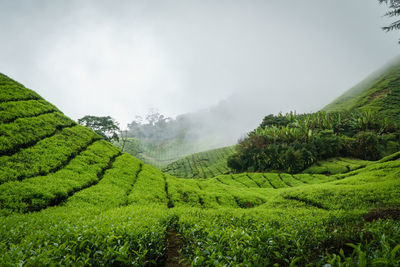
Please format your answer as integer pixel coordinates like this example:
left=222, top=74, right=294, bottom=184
left=228, top=111, right=400, bottom=173
left=78, top=115, right=120, bottom=142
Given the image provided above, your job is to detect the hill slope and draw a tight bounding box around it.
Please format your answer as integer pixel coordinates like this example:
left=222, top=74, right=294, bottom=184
left=323, top=56, right=400, bottom=120
left=163, top=146, right=235, bottom=178
left=1, top=73, right=399, bottom=266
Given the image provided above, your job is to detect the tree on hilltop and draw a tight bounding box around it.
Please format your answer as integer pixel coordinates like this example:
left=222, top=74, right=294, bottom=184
left=78, top=115, right=120, bottom=142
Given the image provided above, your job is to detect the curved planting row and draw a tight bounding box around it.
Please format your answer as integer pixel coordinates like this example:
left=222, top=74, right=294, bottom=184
left=0, top=125, right=101, bottom=184
left=0, top=112, right=76, bottom=155
left=127, top=164, right=169, bottom=207
left=166, top=174, right=269, bottom=209
left=303, top=157, right=373, bottom=175
left=0, top=73, right=41, bottom=102
left=64, top=153, right=143, bottom=210
left=0, top=141, right=172, bottom=266
left=1, top=153, right=400, bottom=265
left=281, top=160, right=400, bottom=210
left=0, top=99, right=60, bottom=123
left=0, top=140, right=120, bottom=215
left=163, top=146, right=235, bottom=178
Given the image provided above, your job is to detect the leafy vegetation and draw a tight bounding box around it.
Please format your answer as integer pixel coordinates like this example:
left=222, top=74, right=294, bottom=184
left=0, top=140, right=119, bottom=215
left=0, top=112, right=76, bottom=155
left=0, top=125, right=100, bottom=184
left=78, top=115, right=120, bottom=142
left=303, top=157, right=373, bottom=175
left=0, top=99, right=59, bottom=123
left=0, top=72, right=400, bottom=266
left=163, top=146, right=235, bottom=178
left=228, top=111, right=400, bottom=173
left=0, top=74, right=41, bottom=102
left=2, top=150, right=400, bottom=265
left=324, top=56, right=400, bottom=122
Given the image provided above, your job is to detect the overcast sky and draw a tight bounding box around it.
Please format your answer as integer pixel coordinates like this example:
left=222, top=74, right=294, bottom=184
left=0, top=0, right=399, bottom=130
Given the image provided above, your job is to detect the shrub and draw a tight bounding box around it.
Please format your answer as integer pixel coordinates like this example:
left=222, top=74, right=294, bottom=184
left=352, top=131, right=380, bottom=160
left=228, top=111, right=400, bottom=173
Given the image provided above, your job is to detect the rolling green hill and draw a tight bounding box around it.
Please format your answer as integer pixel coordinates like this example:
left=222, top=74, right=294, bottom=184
left=167, top=56, right=400, bottom=178
left=323, top=56, right=400, bottom=121
left=1, top=73, right=400, bottom=266
left=114, top=137, right=185, bottom=169
left=162, top=146, right=235, bottom=178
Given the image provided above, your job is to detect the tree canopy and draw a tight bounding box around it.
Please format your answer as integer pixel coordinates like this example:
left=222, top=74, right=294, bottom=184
left=78, top=115, right=120, bottom=142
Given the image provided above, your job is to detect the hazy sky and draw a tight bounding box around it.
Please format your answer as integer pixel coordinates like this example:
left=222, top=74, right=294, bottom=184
left=0, top=0, right=399, bottom=130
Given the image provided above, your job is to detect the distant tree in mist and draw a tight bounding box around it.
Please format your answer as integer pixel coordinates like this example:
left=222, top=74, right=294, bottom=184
left=380, top=0, right=400, bottom=42
left=127, top=110, right=187, bottom=143
left=78, top=115, right=120, bottom=142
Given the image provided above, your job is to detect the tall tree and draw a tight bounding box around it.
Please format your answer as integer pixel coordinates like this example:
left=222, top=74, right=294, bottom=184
left=78, top=115, right=120, bottom=142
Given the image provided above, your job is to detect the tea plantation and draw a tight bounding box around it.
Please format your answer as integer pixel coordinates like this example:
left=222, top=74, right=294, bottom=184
left=0, top=72, right=399, bottom=266
left=163, top=146, right=235, bottom=179
left=323, top=55, right=400, bottom=121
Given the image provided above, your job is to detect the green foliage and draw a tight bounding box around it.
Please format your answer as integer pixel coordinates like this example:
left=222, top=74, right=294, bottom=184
left=1, top=149, right=400, bottom=265
left=176, top=208, right=400, bottom=266
left=303, top=157, right=372, bottom=175
left=1, top=72, right=400, bottom=266
left=0, top=140, right=120, bottom=214
left=229, top=111, right=399, bottom=173
left=127, top=165, right=168, bottom=206
left=164, top=146, right=235, bottom=178
left=0, top=125, right=100, bottom=184
left=0, top=206, right=170, bottom=266
left=0, top=73, right=41, bottom=102
left=65, top=153, right=142, bottom=210
left=78, top=115, right=120, bottom=142
left=324, top=56, right=400, bottom=121
left=0, top=99, right=59, bottom=123
left=0, top=112, right=76, bottom=155
left=259, top=112, right=290, bottom=128
left=352, top=131, right=381, bottom=160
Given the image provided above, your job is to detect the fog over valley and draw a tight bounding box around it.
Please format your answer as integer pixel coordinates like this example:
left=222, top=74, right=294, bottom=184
left=0, top=0, right=399, bottom=148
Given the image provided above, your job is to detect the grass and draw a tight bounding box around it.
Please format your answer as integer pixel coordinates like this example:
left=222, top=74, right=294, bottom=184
left=0, top=72, right=400, bottom=266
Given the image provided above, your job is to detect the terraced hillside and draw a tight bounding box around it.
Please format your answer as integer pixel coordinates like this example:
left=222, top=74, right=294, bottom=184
left=302, top=157, right=373, bottom=175
left=324, top=56, right=400, bottom=121
left=115, top=137, right=189, bottom=169
left=163, top=146, right=235, bottom=178
left=1, top=73, right=400, bottom=266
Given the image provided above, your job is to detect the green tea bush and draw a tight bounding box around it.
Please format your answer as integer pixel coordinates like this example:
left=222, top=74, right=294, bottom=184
left=164, top=146, right=234, bottom=178
left=127, top=165, right=168, bottom=206
left=0, top=112, right=76, bottom=155
left=0, top=99, right=59, bottom=123
left=0, top=125, right=100, bottom=184
left=0, top=206, right=170, bottom=266
left=0, top=140, right=120, bottom=214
